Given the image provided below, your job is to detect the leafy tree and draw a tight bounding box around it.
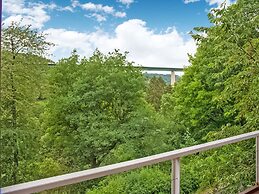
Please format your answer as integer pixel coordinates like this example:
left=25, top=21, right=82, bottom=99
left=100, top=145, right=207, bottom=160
left=162, top=0, right=258, bottom=192
left=146, top=77, right=171, bottom=111
left=162, top=0, right=258, bottom=140
left=0, top=22, right=52, bottom=186
left=43, top=50, right=149, bottom=170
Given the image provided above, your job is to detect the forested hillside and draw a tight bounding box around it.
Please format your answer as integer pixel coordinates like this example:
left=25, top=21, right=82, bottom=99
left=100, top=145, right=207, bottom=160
left=0, top=0, right=258, bottom=193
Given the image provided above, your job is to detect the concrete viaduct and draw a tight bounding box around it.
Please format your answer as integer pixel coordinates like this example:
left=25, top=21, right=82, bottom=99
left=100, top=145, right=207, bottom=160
left=136, top=66, right=184, bottom=85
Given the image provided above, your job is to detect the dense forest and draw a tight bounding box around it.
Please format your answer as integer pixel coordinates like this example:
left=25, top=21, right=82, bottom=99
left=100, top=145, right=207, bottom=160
left=0, top=0, right=258, bottom=193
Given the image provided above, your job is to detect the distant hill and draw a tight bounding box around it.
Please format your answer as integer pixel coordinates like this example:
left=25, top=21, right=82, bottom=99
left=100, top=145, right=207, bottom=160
left=144, top=73, right=180, bottom=84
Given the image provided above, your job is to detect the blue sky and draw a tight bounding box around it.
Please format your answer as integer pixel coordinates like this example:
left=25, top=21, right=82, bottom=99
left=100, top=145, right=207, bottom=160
left=3, top=0, right=236, bottom=68
left=43, top=0, right=210, bottom=34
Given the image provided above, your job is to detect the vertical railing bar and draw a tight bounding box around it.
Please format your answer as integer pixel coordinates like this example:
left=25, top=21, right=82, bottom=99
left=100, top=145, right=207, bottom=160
left=172, top=158, right=180, bottom=194
left=256, top=136, right=259, bottom=184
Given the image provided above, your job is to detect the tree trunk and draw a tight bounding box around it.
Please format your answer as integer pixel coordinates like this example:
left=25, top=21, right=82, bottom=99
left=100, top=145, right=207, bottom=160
left=91, top=156, right=97, bottom=168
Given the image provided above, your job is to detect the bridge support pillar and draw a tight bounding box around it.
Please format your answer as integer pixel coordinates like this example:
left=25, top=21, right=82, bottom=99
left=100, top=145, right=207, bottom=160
left=171, top=71, right=176, bottom=85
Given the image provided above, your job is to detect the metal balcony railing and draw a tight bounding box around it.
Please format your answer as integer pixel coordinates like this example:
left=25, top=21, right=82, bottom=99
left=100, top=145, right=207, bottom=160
left=2, top=130, right=259, bottom=194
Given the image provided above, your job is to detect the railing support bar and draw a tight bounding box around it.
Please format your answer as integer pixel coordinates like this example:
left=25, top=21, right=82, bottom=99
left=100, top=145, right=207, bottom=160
left=3, top=131, right=259, bottom=194
left=172, top=158, right=180, bottom=194
left=256, top=136, right=259, bottom=184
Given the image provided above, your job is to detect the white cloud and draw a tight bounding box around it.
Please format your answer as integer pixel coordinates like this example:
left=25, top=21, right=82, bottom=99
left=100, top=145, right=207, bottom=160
left=44, top=28, right=95, bottom=59
left=47, top=2, right=57, bottom=10
left=81, top=2, right=114, bottom=14
left=3, top=14, right=49, bottom=29
left=3, top=0, right=49, bottom=28
left=206, top=0, right=236, bottom=7
left=117, top=0, right=134, bottom=7
left=184, top=0, right=200, bottom=4
left=45, top=19, right=196, bottom=68
left=183, top=0, right=236, bottom=7
left=114, top=11, right=127, bottom=18
left=3, top=0, right=51, bottom=28
left=87, top=13, right=107, bottom=22
left=57, top=6, right=74, bottom=12
left=72, top=1, right=126, bottom=22
left=3, top=0, right=73, bottom=29
left=72, top=0, right=80, bottom=8
left=3, top=0, right=24, bottom=14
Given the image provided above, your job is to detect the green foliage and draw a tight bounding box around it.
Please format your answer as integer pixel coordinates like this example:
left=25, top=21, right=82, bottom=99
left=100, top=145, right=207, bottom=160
left=103, top=107, right=170, bottom=164
left=0, top=22, right=52, bottom=186
left=88, top=167, right=171, bottom=194
left=43, top=50, right=158, bottom=171
left=163, top=0, right=259, bottom=139
left=161, top=0, right=259, bottom=192
left=146, top=77, right=171, bottom=111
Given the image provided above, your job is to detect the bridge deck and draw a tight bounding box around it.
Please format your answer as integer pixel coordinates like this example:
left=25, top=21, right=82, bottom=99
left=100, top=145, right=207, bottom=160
left=135, top=66, right=184, bottom=71
left=48, top=63, right=185, bottom=72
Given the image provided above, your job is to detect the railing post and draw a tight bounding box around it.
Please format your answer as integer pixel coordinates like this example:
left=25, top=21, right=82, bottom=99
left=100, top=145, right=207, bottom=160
left=256, top=136, right=259, bottom=184
left=171, top=158, right=180, bottom=194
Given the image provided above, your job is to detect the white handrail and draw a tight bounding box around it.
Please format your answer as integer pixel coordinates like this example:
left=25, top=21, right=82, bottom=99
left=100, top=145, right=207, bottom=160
left=2, top=130, right=259, bottom=194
